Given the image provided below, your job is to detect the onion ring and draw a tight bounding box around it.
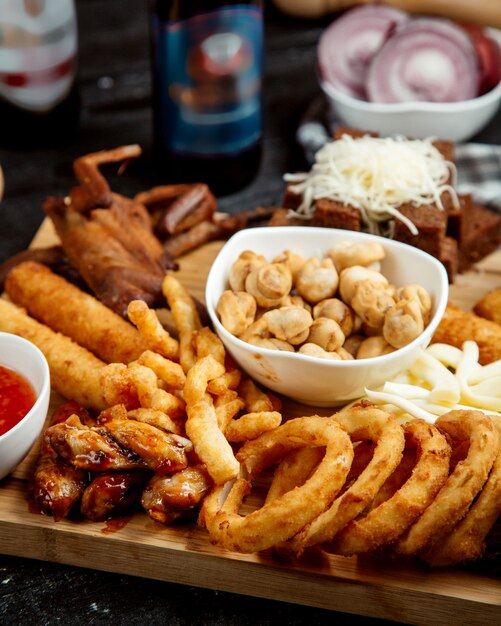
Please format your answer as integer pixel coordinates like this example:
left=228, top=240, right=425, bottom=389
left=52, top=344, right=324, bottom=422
left=422, top=418, right=501, bottom=566
left=264, top=447, right=325, bottom=506
left=396, top=410, right=499, bottom=557
left=328, top=419, right=451, bottom=556
left=200, top=416, right=353, bottom=553
left=282, top=404, right=405, bottom=557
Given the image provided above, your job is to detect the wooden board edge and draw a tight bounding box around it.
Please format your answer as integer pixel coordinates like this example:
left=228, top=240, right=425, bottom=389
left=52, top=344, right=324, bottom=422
left=1, top=511, right=499, bottom=626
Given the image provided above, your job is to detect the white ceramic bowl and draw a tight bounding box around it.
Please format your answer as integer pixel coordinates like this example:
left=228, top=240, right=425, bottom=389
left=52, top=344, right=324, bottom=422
left=0, top=332, right=50, bottom=480
left=319, top=30, right=501, bottom=143
left=206, top=227, right=448, bottom=407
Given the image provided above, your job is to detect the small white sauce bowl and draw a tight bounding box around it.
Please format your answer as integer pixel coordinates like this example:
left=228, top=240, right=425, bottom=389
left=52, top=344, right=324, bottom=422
left=206, top=227, right=448, bottom=407
left=319, top=30, right=501, bottom=143
left=0, top=331, right=50, bottom=480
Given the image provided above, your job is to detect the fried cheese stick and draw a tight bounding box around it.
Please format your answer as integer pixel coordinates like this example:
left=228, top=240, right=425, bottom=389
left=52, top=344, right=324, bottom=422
left=431, top=303, right=501, bottom=364
left=5, top=261, right=148, bottom=364
left=0, top=298, right=106, bottom=411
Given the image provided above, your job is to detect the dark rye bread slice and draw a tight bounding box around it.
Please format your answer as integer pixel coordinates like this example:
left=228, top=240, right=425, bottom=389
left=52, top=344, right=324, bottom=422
left=438, top=236, right=459, bottom=283
left=392, top=203, right=447, bottom=258
left=458, top=204, right=501, bottom=272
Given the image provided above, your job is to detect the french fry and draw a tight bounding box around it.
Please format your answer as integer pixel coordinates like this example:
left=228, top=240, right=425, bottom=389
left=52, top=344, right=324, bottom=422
left=224, top=411, right=282, bottom=443
left=100, top=363, right=140, bottom=409
left=128, top=362, right=186, bottom=419
left=183, top=355, right=226, bottom=405
left=194, top=327, right=226, bottom=364
left=238, top=378, right=275, bottom=412
left=207, top=368, right=242, bottom=395
left=137, top=350, right=186, bottom=390
left=127, top=299, right=179, bottom=361
left=126, top=407, right=183, bottom=435
left=186, top=395, right=240, bottom=484
left=162, top=273, right=201, bottom=372
left=214, top=390, right=245, bottom=430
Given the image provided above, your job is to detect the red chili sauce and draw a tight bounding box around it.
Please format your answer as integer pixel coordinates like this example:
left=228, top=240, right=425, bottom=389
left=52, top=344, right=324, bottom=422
left=0, top=364, right=36, bottom=436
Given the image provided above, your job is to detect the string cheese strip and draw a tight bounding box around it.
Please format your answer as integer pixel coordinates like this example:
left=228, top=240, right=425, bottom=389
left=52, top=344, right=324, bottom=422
left=407, top=350, right=460, bottom=404
left=284, top=134, right=459, bottom=235
left=365, top=341, right=501, bottom=422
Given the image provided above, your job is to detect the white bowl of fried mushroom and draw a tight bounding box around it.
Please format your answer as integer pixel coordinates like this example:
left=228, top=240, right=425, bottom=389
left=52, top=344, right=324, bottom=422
left=206, top=226, right=448, bottom=407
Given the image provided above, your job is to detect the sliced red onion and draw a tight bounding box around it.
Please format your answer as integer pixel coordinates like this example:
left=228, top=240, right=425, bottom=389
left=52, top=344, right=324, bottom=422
left=461, top=23, right=501, bottom=94
left=317, top=5, right=410, bottom=100
left=366, top=18, right=480, bottom=104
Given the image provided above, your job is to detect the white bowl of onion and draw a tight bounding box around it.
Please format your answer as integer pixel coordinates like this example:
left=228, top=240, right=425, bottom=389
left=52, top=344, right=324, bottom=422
left=205, top=227, right=448, bottom=408
left=318, top=6, right=501, bottom=142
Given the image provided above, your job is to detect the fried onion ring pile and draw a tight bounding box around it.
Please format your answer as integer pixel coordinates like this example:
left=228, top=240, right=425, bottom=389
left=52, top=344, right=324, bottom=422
left=200, top=416, right=353, bottom=553
left=201, top=406, right=500, bottom=566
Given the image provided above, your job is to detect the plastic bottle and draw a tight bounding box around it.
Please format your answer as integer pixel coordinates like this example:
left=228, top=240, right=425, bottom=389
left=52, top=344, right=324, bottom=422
left=149, top=0, right=263, bottom=195
left=0, top=0, right=80, bottom=148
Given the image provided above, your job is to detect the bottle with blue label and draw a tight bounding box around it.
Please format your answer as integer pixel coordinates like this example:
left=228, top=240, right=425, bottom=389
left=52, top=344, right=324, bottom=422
left=149, top=0, right=263, bottom=195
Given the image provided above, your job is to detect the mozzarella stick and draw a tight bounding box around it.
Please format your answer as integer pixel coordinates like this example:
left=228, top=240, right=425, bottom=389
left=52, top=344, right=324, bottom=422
left=0, top=298, right=106, bottom=411
left=5, top=261, right=148, bottom=364
left=432, top=303, right=501, bottom=365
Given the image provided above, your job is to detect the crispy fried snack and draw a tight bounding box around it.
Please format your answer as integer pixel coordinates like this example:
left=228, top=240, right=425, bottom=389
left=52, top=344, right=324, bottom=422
left=328, top=419, right=451, bottom=556
left=200, top=416, right=353, bottom=553
left=186, top=394, right=240, bottom=485
left=162, top=273, right=202, bottom=372
left=141, top=465, right=211, bottom=525
left=127, top=300, right=179, bottom=361
left=0, top=297, right=107, bottom=411
left=282, top=404, right=405, bottom=556
left=45, top=146, right=177, bottom=318
left=101, top=419, right=191, bottom=475
left=30, top=401, right=92, bottom=521
left=5, top=261, right=148, bottom=364
left=224, top=411, right=282, bottom=443
left=422, top=418, right=501, bottom=566
left=432, top=303, right=501, bottom=364
left=396, top=410, right=499, bottom=557
left=100, top=362, right=186, bottom=419
left=80, top=471, right=150, bottom=522
left=473, top=288, right=501, bottom=326
left=46, top=414, right=148, bottom=471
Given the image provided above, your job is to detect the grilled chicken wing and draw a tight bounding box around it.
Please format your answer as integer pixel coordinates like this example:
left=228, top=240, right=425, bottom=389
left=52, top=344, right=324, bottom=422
left=141, top=465, right=211, bottom=524
left=102, top=419, right=192, bottom=475
left=46, top=414, right=147, bottom=471
left=80, top=471, right=150, bottom=521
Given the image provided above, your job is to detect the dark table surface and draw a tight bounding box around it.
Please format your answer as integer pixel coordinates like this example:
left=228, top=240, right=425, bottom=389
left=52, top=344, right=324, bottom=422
left=1, top=2, right=500, bottom=624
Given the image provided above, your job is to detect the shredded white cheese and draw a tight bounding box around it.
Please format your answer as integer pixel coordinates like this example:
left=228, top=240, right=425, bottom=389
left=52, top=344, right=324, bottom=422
left=365, top=341, right=501, bottom=423
left=284, top=134, right=459, bottom=236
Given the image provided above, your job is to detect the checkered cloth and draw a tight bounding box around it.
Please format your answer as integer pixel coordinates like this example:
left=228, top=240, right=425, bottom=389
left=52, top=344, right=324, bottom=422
left=296, top=96, right=501, bottom=212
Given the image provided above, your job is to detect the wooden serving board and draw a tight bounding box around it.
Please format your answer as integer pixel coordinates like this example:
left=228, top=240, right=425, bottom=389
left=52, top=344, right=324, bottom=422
left=0, top=220, right=500, bottom=625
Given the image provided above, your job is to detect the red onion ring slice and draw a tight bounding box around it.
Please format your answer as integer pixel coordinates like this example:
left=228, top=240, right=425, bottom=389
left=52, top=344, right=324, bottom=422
left=317, top=5, right=410, bottom=100
left=366, top=18, right=480, bottom=104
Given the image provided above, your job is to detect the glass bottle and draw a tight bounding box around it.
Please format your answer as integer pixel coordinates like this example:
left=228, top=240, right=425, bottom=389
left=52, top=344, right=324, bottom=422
left=149, top=0, right=263, bottom=196
left=0, top=0, right=80, bottom=148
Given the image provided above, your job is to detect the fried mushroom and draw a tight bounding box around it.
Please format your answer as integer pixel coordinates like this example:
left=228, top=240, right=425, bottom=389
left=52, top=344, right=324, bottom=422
left=383, top=299, right=425, bottom=349
left=245, top=262, right=292, bottom=308
left=295, top=257, right=339, bottom=304
left=327, top=240, right=385, bottom=271
left=216, top=290, right=257, bottom=337
left=228, top=250, right=267, bottom=292
left=262, top=306, right=313, bottom=346
left=338, top=266, right=388, bottom=305
left=307, top=317, right=345, bottom=352
left=350, top=280, right=396, bottom=332
left=313, top=298, right=354, bottom=337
